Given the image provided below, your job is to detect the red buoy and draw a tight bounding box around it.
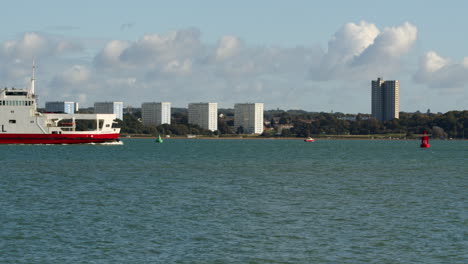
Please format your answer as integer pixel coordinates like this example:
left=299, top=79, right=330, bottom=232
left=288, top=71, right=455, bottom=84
left=420, top=131, right=430, bottom=148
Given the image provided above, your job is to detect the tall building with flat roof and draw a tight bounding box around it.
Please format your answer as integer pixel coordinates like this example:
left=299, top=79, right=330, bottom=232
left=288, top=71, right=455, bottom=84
left=141, top=102, right=171, bottom=126
left=45, top=101, right=78, bottom=114
left=94, top=102, right=123, bottom=120
left=188, top=103, right=218, bottom=131
left=372, top=78, right=399, bottom=122
left=234, top=103, right=264, bottom=134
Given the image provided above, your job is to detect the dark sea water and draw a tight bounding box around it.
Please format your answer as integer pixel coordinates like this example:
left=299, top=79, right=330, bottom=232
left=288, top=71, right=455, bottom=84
left=1, top=139, right=466, bottom=263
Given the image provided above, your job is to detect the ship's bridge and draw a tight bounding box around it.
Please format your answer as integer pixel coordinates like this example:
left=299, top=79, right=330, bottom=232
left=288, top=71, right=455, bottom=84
left=0, top=88, right=36, bottom=106
left=0, top=88, right=34, bottom=99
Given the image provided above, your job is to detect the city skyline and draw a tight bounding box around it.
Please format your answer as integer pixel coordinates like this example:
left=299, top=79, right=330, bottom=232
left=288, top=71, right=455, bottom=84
left=1, top=1, right=467, bottom=113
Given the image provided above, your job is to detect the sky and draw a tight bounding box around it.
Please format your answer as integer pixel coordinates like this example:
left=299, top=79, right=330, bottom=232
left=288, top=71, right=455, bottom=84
left=1, top=0, right=467, bottom=113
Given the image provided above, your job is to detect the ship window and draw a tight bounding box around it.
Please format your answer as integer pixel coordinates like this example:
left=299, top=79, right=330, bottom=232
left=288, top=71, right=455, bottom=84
left=9, top=120, right=16, bottom=124
left=6, top=91, right=28, bottom=96
left=106, top=124, right=110, bottom=127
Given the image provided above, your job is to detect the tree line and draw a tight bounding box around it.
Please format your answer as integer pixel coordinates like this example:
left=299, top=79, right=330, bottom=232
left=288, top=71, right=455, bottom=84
left=117, top=109, right=467, bottom=139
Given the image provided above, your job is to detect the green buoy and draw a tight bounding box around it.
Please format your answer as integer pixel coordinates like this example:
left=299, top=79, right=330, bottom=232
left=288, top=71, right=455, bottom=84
left=156, top=134, right=163, bottom=143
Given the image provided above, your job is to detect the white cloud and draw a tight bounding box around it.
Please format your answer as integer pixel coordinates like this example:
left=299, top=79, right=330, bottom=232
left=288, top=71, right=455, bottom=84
left=354, top=22, right=417, bottom=65
left=162, top=59, right=192, bottom=75
left=462, top=57, right=468, bottom=68
left=414, top=51, right=468, bottom=89
left=62, top=65, right=90, bottom=84
left=215, top=36, right=243, bottom=60
left=51, top=65, right=90, bottom=90
left=93, top=40, right=130, bottom=68
left=420, top=51, right=449, bottom=73
left=310, top=21, right=417, bottom=80
left=1, top=24, right=463, bottom=112
left=325, top=21, right=380, bottom=66
left=118, top=28, right=202, bottom=66
left=0, top=32, right=80, bottom=60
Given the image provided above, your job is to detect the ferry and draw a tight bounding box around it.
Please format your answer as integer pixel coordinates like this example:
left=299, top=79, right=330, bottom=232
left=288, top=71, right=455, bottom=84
left=0, top=65, right=120, bottom=144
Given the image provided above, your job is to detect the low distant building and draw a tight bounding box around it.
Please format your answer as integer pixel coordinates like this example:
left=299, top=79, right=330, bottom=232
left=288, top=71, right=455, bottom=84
left=338, top=116, right=357, bottom=121
left=276, top=124, right=294, bottom=131
left=188, top=103, right=218, bottom=131
left=94, top=102, right=123, bottom=120
left=45, top=101, right=78, bottom=114
left=141, top=102, right=171, bottom=126
left=234, top=103, right=264, bottom=134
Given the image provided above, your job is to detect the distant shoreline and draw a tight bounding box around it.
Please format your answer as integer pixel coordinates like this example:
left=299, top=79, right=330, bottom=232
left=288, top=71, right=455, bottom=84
left=120, top=135, right=467, bottom=141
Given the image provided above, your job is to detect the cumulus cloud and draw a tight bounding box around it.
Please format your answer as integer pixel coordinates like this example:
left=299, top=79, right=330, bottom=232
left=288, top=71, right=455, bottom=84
left=215, top=36, right=243, bottom=60
left=0, top=32, right=81, bottom=60
left=463, top=57, right=468, bottom=68
left=414, top=51, right=468, bottom=89
left=319, top=21, right=380, bottom=73
left=354, top=22, right=417, bottom=65
left=119, top=28, right=202, bottom=66
left=61, top=65, right=90, bottom=84
left=49, top=65, right=90, bottom=91
left=162, top=59, right=192, bottom=75
left=6, top=23, right=464, bottom=112
left=93, top=40, right=130, bottom=68
left=310, top=21, right=417, bottom=80
left=90, top=22, right=418, bottom=97
left=0, top=32, right=82, bottom=88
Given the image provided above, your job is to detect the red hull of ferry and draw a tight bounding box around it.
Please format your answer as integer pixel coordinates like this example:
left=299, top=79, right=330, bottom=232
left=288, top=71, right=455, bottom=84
left=0, top=133, right=120, bottom=144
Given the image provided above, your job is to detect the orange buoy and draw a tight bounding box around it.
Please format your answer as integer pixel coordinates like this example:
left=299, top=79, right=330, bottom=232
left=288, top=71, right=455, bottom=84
left=420, top=131, right=430, bottom=148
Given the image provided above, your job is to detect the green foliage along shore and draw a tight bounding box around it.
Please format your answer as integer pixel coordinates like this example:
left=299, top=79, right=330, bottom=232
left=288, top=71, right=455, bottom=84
left=118, top=110, right=467, bottom=139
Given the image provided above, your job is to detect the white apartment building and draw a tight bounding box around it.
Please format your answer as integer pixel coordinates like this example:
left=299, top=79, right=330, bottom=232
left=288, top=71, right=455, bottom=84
left=372, top=78, right=400, bottom=122
left=188, top=103, right=218, bottom=131
left=141, top=102, right=171, bottom=126
left=234, top=103, right=264, bottom=134
left=94, top=102, right=123, bottom=120
left=45, top=101, right=78, bottom=114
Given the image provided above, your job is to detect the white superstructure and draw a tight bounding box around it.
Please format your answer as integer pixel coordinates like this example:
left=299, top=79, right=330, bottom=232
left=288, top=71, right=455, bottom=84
left=188, top=103, right=218, bottom=131
left=234, top=103, right=264, bottom=134
left=141, top=102, right=171, bottom=126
